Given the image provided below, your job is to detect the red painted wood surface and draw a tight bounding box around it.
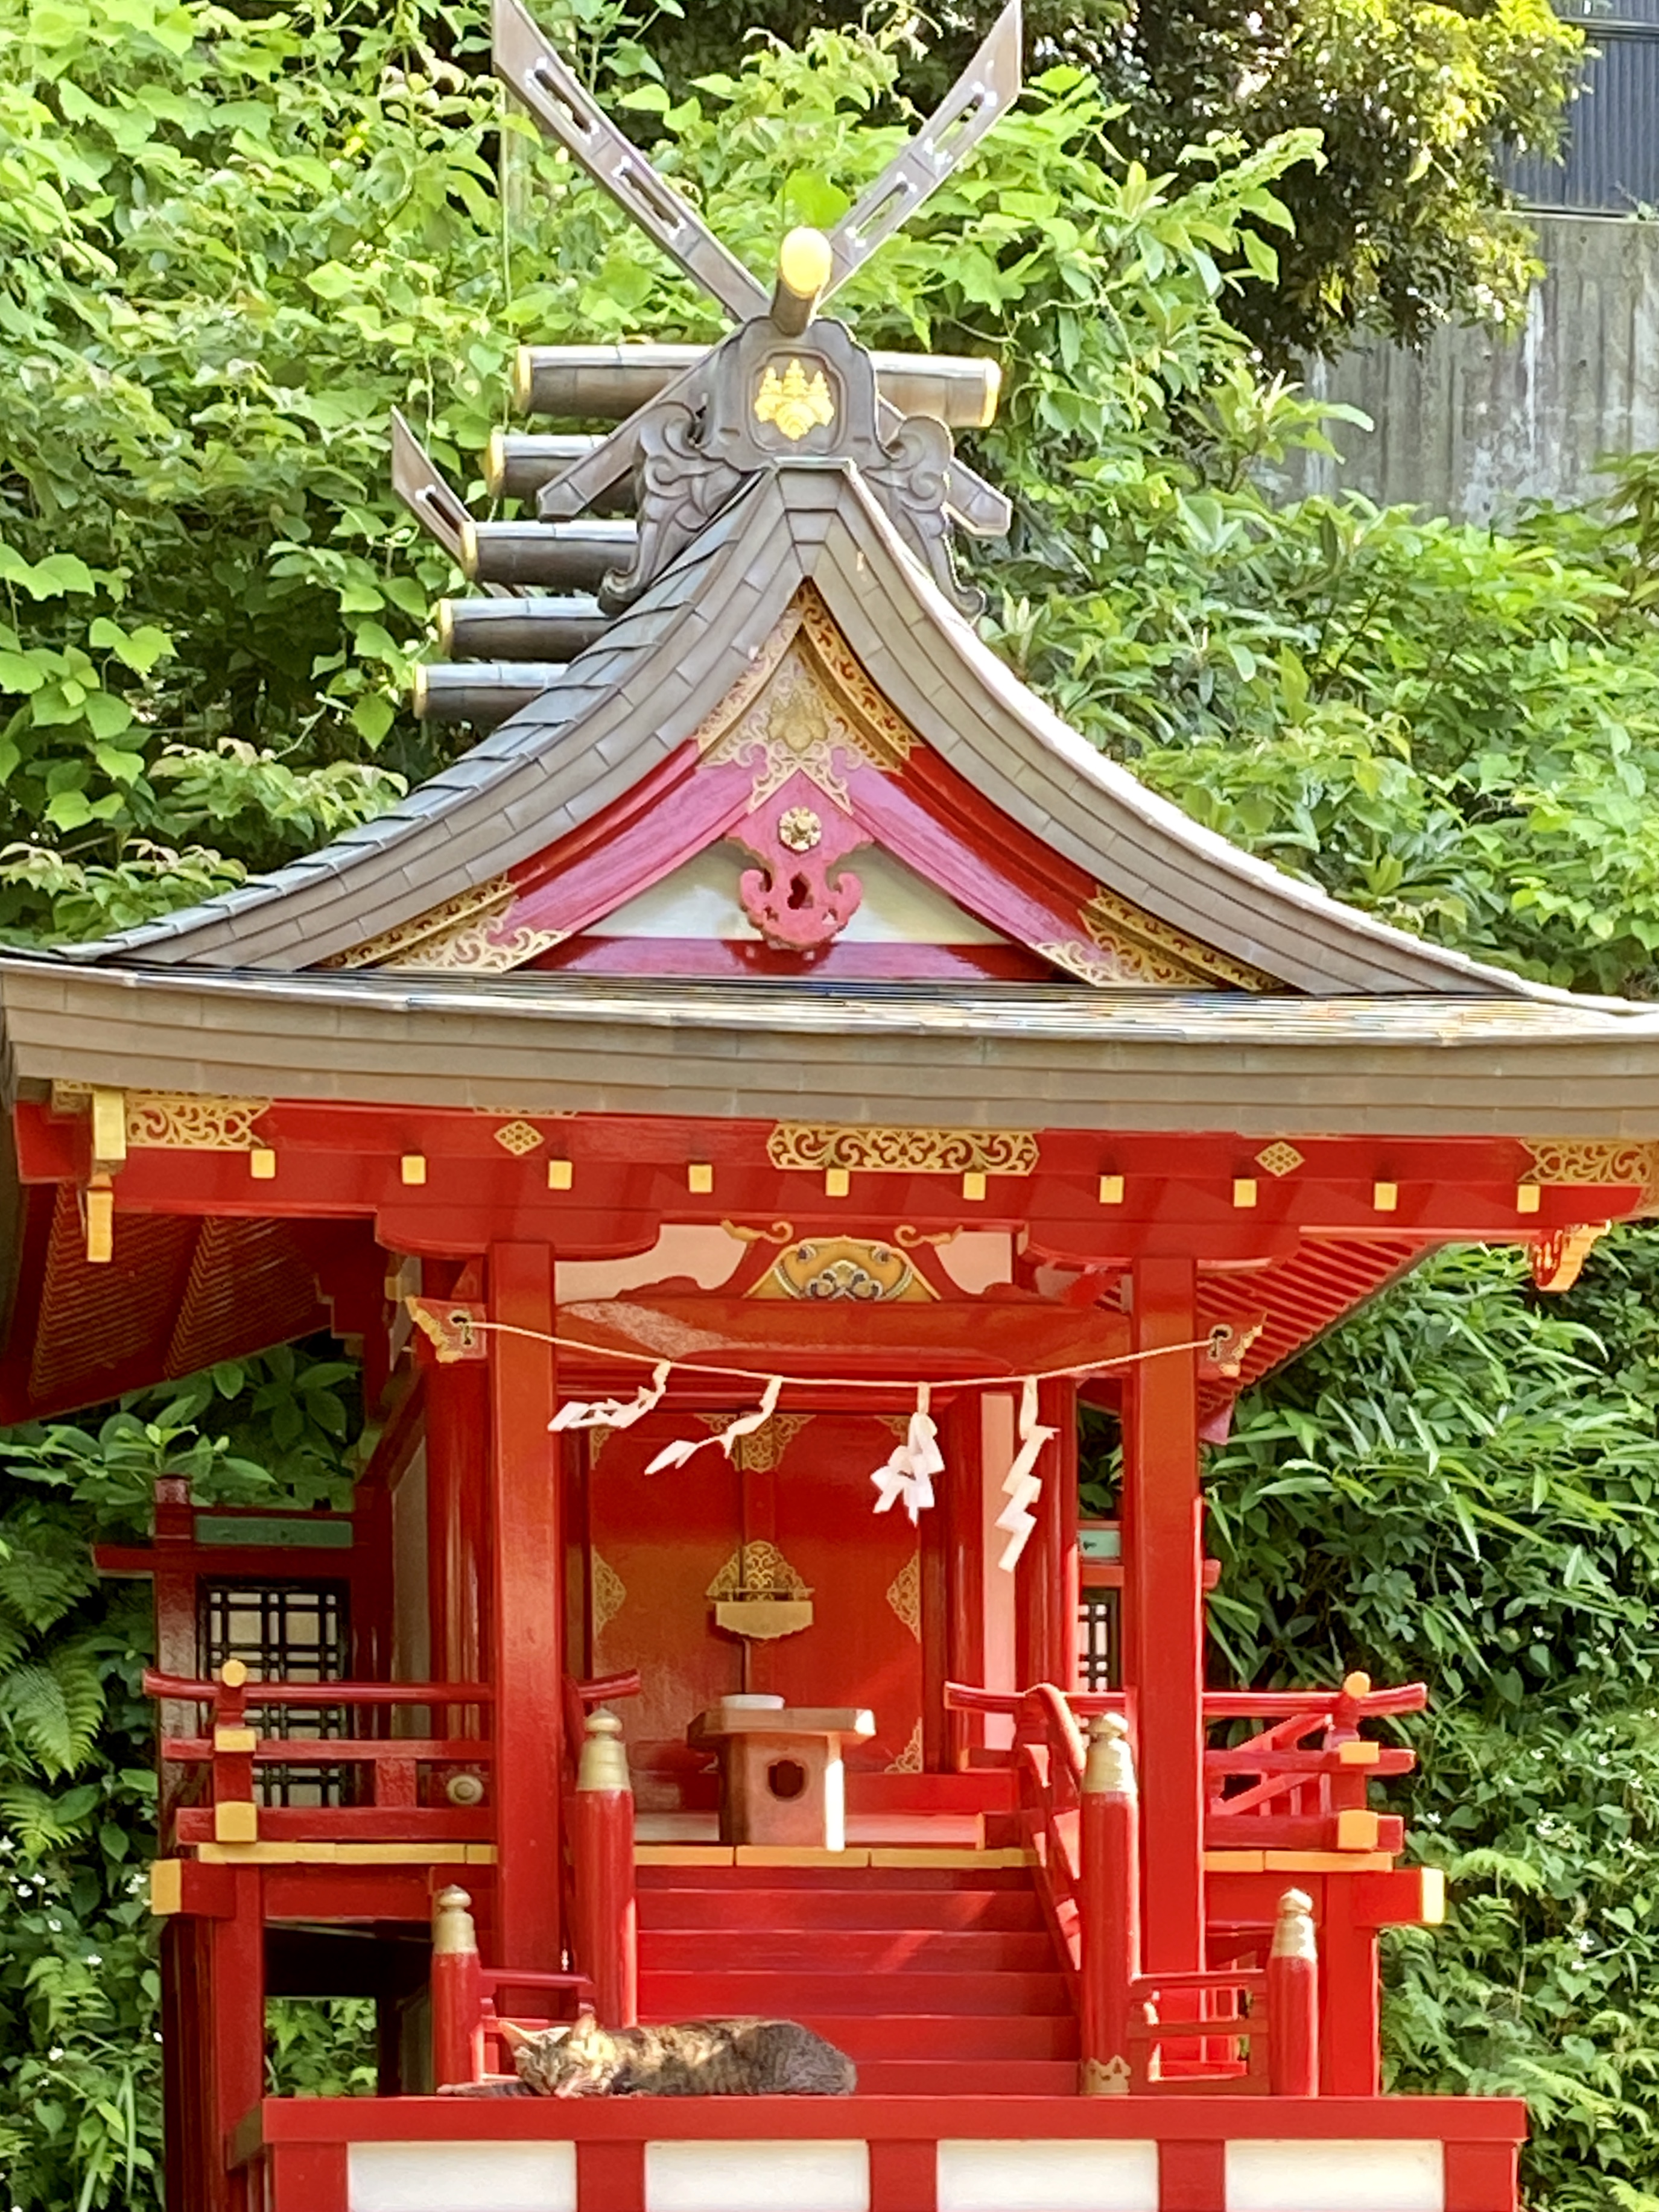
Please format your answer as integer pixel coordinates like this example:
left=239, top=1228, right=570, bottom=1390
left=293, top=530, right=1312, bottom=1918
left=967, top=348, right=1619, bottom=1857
left=942, top=1395, right=985, bottom=1769
left=1047, top=1377, right=1082, bottom=1692
left=587, top=1413, right=743, bottom=1804
left=571, top=1776, right=638, bottom=2026
left=1267, top=1947, right=1320, bottom=2096
left=1080, top=1732, right=1140, bottom=2086
left=488, top=1243, right=563, bottom=1967
left=212, top=1869, right=264, bottom=2179
left=1123, top=1255, right=1207, bottom=1977
left=427, top=1342, right=490, bottom=1702
left=588, top=1411, right=928, bottom=1790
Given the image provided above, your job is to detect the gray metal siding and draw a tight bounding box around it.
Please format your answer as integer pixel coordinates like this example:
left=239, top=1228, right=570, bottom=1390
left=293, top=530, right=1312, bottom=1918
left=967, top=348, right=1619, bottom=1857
left=1508, top=19, right=1659, bottom=212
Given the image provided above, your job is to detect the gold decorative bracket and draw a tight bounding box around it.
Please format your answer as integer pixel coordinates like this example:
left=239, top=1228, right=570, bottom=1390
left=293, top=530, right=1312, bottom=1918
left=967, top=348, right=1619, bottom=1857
left=1530, top=1222, right=1611, bottom=1293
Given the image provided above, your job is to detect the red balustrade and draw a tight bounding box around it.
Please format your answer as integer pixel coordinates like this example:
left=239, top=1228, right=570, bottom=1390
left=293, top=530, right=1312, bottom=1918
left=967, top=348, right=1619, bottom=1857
left=945, top=1679, right=1389, bottom=2098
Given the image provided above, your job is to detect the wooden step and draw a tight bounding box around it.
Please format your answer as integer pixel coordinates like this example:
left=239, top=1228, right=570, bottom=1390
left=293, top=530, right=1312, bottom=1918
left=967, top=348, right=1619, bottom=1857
left=638, top=1885, right=1045, bottom=1933
left=638, top=1970, right=1071, bottom=2017
left=851, top=2059, right=1077, bottom=2096
left=782, top=2014, right=1080, bottom=2062
left=639, top=1929, right=1056, bottom=1974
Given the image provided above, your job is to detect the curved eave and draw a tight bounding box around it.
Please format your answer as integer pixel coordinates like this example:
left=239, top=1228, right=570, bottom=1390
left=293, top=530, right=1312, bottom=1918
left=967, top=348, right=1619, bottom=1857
left=6, top=960, right=1659, bottom=1136
left=63, top=466, right=1579, bottom=1002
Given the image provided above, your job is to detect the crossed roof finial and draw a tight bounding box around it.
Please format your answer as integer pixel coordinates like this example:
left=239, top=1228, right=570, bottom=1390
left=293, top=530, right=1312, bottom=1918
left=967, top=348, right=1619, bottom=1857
left=395, top=2, right=1021, bottom=718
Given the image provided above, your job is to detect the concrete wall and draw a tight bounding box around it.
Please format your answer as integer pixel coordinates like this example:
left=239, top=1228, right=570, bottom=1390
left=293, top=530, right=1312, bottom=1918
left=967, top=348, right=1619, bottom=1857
left=1292, top=214, right=1659, bottom=521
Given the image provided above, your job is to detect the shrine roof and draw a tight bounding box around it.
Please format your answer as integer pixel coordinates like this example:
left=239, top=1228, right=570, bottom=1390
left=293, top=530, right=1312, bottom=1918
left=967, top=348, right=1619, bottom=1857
left=68, top=466, right=1562, bottom=1003
left=8, top=960, right=1659, bottom=1138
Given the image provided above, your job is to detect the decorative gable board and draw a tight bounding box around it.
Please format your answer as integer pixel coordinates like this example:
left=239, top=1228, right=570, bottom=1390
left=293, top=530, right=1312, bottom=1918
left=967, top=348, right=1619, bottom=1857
left=77, top=467, right=1544, bottom=1001
left=319, top=592, right=1268, bottom=990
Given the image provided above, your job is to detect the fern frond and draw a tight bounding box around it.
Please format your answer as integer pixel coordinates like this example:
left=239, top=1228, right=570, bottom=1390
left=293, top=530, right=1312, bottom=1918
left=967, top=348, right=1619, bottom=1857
left=0, top=1517, right=97, bottom=1630
left=0, top=1600, right=30, bottom=1673
left=1, top=1641, right=107, bottom=1775
left=0, top=1779, right=78, bottom=1854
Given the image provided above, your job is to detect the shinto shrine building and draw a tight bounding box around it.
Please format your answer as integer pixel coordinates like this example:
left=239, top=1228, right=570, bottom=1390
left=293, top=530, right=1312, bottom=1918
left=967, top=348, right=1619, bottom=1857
left=1, top=5, right=1656, bottom=2209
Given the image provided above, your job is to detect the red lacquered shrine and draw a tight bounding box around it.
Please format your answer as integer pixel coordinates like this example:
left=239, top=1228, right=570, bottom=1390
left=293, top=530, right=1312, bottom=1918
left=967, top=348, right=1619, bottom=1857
left=5, top=8, right=1659, bottom=2208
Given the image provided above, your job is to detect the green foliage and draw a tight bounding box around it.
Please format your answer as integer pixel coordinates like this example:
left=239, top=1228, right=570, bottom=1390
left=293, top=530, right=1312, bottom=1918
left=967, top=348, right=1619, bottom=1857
left=1200, top=1234, right=1659, bottom=2209
left=649, top=0, right=1581, bottom=363
left=0, top=1350, right=365, bottom=2211
left=265, top=2000, right=380, bottom=2098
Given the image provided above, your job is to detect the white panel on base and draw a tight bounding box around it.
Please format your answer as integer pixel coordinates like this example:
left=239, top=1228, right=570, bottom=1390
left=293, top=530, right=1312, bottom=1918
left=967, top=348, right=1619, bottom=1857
left=347, top=2141, right=576, bottom=2212
left=1226, top=2140, right=1445, bottom=2212
left=646, top=2138, right=869, bottom=2212
left=936, top=2138, right=1160, bottom=2212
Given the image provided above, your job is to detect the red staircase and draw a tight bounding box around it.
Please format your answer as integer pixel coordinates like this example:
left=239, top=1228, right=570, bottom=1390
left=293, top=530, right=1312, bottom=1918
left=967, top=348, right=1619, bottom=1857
left=636, top=1863, right=1079, bottom=2096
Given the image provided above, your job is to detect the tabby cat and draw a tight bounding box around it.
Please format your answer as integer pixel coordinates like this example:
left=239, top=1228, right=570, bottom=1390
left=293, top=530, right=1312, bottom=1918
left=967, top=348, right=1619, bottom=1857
left=450, top=2015, right=856, bottom=2098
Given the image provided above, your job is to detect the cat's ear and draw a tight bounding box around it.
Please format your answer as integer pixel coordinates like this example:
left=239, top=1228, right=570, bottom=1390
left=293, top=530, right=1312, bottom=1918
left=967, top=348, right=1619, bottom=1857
left=500, top=2022, right=533, bottom=2052
left=565, top=2010, right=597, bottom=2052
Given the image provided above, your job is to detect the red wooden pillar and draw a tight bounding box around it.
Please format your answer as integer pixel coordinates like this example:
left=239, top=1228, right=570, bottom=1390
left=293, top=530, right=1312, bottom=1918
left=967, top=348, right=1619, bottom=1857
left=211, top=1867, right=265, bottom=2199
left=942, top=1396, right=984, bottom=1767
left=266, top=2144, right=347, bottom=2212
left=1319, top=1895, right=1381, bottom=2094
left=1043, top=1377, right=1080, bottom=1692
left=426, top=1346, right=489, bottom=1690
left=488, top=1241, right=563, bottom=1968
left=1120, top=1253, right=1205, bottom=1973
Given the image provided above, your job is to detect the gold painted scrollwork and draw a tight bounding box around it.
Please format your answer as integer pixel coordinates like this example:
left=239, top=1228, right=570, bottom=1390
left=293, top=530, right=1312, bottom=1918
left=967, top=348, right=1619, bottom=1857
left=1524, top=1140, right=1659, bottom=1193
left=1080, top=887, right=1274, bottom=992
left=694, top=1412, right=813, bottom=1473
left=126, top=1093, right=272, bottom=1151
left=590, top=1553, right=627, bottom=1638
left=886, top=1553, right=921, bottom=1641
left=767, top=1124, right=1039, bottom=1178
left=886, top=1719, right=924, bottom=1774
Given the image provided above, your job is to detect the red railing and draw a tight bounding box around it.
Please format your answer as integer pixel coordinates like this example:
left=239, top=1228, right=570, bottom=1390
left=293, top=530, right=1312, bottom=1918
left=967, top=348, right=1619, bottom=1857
left=144, top=1665, right=498, bottom=1846
left=1204, top=1675, right=1423, bottom=1854
left=949, top=1674, right=1424, bottom=1855
left=946, top=1681, right=1342, bottom=2096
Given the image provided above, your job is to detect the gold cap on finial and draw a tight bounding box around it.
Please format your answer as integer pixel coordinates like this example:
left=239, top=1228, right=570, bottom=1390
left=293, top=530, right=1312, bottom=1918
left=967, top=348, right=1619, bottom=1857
left=577, top=1707, right=632, bottom=1793
left=1081, top=1710, right=1136, bottom=1796
left=779, top=226, right=833, bottom=298
left=771, top=227, right=833, bottom=337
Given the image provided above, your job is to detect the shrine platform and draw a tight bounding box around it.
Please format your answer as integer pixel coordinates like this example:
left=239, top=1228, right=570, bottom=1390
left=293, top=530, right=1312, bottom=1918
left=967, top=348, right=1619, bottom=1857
left=240, top=2092, right=1526, bottom=2212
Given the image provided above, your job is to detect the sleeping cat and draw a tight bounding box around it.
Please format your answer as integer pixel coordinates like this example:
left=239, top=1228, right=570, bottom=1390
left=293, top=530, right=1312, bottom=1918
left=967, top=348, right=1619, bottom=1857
left=448, top=2015, right=856, bottom=2098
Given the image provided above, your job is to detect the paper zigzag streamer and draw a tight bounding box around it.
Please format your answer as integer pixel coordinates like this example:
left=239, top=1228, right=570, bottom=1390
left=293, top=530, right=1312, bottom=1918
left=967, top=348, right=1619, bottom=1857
left=549, top=1361, right=671, bottom=1434
left=644, top=1376, right=783, bottom=1474
left=994, top=1376, right=1058, bottom=1572
left=871, top=1384, right=944, bottom=1524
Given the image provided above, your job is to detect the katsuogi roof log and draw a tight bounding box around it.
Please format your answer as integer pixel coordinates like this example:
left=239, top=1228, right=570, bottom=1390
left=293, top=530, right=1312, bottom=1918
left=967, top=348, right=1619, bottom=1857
left=411, top=662, right=574, bottom=727
left=511, top=343, right=1001, bottom=430
left=436, top=595, right=609, bottom=662
left=460, top=517, right=637, bottom=589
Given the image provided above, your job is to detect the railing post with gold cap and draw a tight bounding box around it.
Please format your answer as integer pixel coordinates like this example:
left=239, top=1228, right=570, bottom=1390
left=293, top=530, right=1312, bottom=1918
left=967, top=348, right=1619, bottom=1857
left=431, top=1886, right=483, bottom=2088
left=210, top=1659, right=258, bottom=1845
left=1079, top=1711, right=1139, bottom=2095
left=572, top=1709, right=636, bottom=2026
left=1268, top=1888, right=1320, bottom=2096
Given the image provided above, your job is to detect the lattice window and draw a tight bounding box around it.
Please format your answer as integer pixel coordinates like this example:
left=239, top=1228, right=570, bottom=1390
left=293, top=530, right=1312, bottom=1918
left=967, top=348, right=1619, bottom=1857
left=1077, top=1589, right=1118, bottom=1691
left=199, top=1581, right=352, bottom=1808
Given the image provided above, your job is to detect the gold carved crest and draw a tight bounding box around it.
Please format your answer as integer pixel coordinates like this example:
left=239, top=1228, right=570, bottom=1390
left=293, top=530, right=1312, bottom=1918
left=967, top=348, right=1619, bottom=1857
left=754, top=359, right=836, bottom=441
left=753, top=1237, right=933, bottom=1304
